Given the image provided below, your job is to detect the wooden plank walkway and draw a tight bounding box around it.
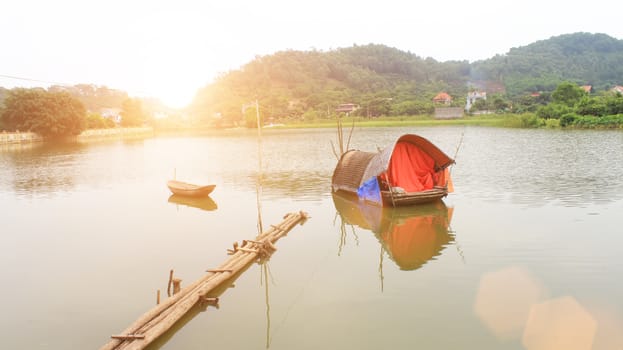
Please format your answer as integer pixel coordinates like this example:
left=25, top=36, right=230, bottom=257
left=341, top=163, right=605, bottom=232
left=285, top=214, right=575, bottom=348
left=101, top=211, right=309, bottom=350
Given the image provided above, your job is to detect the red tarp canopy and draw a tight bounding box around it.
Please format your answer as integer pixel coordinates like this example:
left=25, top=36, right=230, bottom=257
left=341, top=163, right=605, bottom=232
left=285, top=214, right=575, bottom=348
left=387, top=142, right=437, bottom=192
left=385, top=135, right=454, bottom=192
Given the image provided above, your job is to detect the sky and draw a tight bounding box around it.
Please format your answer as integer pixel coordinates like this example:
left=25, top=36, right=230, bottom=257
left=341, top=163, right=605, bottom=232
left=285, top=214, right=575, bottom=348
left=2, top=0, right=622, bottom=108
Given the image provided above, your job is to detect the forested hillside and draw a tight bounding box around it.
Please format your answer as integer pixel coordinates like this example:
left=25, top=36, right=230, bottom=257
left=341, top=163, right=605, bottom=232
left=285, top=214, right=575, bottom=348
left=190, top=45, right=471, bottom=125
left=471, top=32, right=623, bottom=96
left=190, top=32, right=623, bottom=125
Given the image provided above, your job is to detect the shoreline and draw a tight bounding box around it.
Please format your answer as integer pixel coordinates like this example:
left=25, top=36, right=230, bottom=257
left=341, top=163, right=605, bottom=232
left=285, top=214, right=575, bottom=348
left=76, top=127, right=154, bottom=141
left=0, top=131, right=43, bottom=145
left=2, top=113, right=620, bottom=147
left=0, top=127, right=154, bottom=146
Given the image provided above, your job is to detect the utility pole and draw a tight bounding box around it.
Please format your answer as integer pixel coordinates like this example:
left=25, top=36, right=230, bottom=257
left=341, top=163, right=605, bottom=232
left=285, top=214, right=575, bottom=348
left=255, top=99, right=263, bottom=235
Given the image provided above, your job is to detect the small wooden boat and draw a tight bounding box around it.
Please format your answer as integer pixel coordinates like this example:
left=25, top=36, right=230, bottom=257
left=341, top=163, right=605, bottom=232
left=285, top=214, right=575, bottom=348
left=166, top=180, right=215, bottom=197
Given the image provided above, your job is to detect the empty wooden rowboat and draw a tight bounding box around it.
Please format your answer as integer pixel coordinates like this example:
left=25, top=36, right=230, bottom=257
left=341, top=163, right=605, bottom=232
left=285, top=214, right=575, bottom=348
left=166, top=180, right=216, bottom=197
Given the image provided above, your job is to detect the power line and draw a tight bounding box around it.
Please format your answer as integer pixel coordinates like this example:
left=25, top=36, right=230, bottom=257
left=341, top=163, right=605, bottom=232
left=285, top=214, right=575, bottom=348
left=0, top=73, right=143, bottom=96
left=0, top=73, right=71, bottom=86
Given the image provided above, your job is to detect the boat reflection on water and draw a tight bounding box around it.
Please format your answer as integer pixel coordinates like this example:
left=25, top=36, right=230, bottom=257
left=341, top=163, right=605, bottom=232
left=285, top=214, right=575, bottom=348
left=332, top=192, right=455, bottom=271
left=167, top=194, right=218, bottom=211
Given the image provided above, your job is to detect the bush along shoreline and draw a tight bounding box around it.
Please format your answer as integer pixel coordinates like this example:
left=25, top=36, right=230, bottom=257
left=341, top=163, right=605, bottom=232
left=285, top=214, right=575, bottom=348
left=0, top=131, right=43, bottom=145
left=0, top=127, right=154, bottom=145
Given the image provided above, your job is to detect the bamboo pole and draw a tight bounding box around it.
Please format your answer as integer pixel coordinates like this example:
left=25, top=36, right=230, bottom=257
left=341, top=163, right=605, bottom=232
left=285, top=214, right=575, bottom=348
left=383, top=172, right=396, bottom=207
left=114, top=227, right=290, bottom=344
left=101, top=211, right=308, bottom=350
left=167, top=270, right=174, bottom=297
left=172, top=279, right=182, bottom=295
left=345, top=118, right=355, bottom=152
left=119, top=232, right=294, bottom=348
left=255, top=99, right=264, bottom=235
left=338, top=118, right=344, bottom=156
left=140, top=213, right=302, bottom=331
left=108, top=234, right=298, bottom=349
left=111, top=248, right=257, bottom=343
left=448, top=129, right=464, bottom=179
left=118, top=254, right=263, bottom=350
left=111, top=335, right=145, bottom=340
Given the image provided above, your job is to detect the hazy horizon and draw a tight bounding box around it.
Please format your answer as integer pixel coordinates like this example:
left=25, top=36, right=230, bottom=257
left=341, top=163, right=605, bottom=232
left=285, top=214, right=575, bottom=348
left=2, top=0, right=622, bottom=108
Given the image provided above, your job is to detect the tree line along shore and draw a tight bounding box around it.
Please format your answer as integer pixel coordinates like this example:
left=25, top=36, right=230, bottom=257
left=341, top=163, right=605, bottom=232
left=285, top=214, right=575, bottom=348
left=1, top=81, right=623, bottom=142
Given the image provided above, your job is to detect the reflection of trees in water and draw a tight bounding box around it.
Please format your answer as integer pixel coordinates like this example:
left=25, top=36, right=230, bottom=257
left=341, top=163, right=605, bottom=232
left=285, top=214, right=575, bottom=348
left=332, top=192, right=456, bottom=272
left=3, top=139, right=152, bottom=197
left=335, top=211, right=359, bottom=257
left=4, top=142, right=87, bottom=195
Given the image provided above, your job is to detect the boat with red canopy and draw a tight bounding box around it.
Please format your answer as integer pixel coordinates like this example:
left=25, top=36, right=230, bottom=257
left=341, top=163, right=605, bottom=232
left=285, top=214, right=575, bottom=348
left=331, top=134, right=454, bottom=207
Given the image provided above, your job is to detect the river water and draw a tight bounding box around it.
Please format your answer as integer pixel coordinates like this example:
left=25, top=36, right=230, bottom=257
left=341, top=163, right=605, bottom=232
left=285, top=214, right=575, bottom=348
left=1, top=126, right=622, bottom=350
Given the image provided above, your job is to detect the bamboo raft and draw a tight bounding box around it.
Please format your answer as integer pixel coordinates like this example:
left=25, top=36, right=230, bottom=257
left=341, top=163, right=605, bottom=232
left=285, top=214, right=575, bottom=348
left=101, top=211, right=309, bottom=350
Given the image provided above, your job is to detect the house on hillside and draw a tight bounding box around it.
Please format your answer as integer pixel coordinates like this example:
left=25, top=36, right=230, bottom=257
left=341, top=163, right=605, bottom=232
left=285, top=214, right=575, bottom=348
left=335, top=103, right=359, bottom=114
left=612, top=85, right=623, bottom=94
left=581, top=85, right=592, bottom=93
left=100, top=108, right=121, bottom=124
left=432, top=92, right=452, bottom=105
left=465, top=91, right=486, bottom=111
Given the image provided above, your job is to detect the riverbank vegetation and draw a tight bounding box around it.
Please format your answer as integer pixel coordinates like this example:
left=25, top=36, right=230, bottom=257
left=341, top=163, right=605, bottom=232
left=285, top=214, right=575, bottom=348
left=0, top=88, right=151, bottom=138
left=0, top=89, right=87, bottom=138
left=532, top=81, right=623, bottom=128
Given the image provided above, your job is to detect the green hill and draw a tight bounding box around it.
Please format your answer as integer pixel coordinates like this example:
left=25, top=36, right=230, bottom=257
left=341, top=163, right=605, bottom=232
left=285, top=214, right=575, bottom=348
left=471, top=32, right=623, bottom=96
left=190, top=44, right=471, bottom=124
left=188, top=32, right=623, bottom=123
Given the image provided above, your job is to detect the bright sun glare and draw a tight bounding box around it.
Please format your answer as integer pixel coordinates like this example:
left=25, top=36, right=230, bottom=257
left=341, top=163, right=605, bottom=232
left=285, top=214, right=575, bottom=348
left=154, top=87, right=196, bottom=109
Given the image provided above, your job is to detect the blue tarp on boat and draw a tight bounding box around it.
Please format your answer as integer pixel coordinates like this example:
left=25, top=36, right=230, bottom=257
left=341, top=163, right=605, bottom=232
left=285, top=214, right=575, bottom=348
left=357, top=177, right=382, bottom=205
